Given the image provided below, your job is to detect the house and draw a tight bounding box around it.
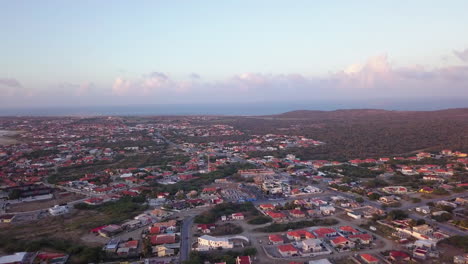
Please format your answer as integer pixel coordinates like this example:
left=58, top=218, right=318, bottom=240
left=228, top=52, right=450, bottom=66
left=319, top=206, right=335, bottom=215
left=236, top=256, right=252, bottom=264
left=415, top=206, right=431, bottom=215
left=330, top=236, right=354, bottom=248
left=360, top=253, right=379, bottom=264
left=287, top=230, right=316, bottom=241
left=277, top=244, right=298, bottom=257
left=266, top=211, right=287, bottom=222
left=48, top=205, right=69, bottom=216
left=300, top=238, right=323, bottom=253
left=150, top=234, right=176, bottom=245
left=382, top=186, right=408, bottom=194
left=99, top=225, right=122, bottom=237
left=232, top=213, right=244, bottom=220
left=379, top=196, right=397, bottom=204
left=197, top=224, right=216, bottom=233
left=413, top=225, right=433, bottom=236
left=289, top=209, right=306, bottom=218
left=307, top=209, right=321, bottom=217
left=313, top=228, right=337, bottom=238
left=338, top=226, right=359, bottom=235
left=117, top=240, right=139, bottom=256
left=349, top=234, right=373, bottom=244
left=269, top=234, right=284, bottom=244
left=153, top=245, right=175, bottom=257
left=259, top=204, right=275, bottom=211
left=389, top=251, right=411, bottom=262
left=197, top=235, right=233, bottom=250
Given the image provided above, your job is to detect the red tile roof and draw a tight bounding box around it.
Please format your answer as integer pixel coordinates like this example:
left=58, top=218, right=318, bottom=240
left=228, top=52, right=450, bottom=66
left=277, top=244, right=297, bottom=253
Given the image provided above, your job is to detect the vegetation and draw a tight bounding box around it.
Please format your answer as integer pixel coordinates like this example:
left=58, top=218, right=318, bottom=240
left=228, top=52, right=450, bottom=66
left=153, top=163, right=257, bottom=195
left=453, top=220, right=468, bottom=230
left=194, top=202, right=259, bottom=224
left=320, top=164, right=383, bottom=178
left=210, top=223, right=243, bottom=236
left=183, top=248, right=257, bottom=264
left=255, top=218, right=338, bottom=233
left=439, top=236, right=468, bottom=252
left=247, top=215, right=272, bottom=225
left=386, top=210, right=408, bottom=220
left=0, top=237, right=103, bottom=264
left=73, top=196, right=147, bottom=225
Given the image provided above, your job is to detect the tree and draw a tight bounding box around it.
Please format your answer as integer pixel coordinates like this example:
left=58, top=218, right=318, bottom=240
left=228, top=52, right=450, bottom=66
left=8, top=189, right=21, bottom=200
left=387, top=210, right=408, bottom=221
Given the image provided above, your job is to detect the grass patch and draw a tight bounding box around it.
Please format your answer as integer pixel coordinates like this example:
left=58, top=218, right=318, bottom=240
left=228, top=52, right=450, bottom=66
left=254, top=218, right=338, bottom=233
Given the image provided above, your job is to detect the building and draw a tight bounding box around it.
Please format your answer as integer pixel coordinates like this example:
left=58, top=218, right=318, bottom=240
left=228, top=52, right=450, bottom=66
left=413, top=225, right=433, bottom=236
left=319, top=206, right=335, bottom=215
left=360, top=253, right=379, bottom=264
left=153, top=245, right=175, bottom=257
left=330, top=236, right=354, bottom=248
left=277, top=244, right=298, bottom=257
left=232, top=213, right=244, bottom=220
left=349, top=234, right=373, bottom=244
left=48, top=205, right=69, bottom=216
left=287, top=230, right=316, bottom=241
left=300, top=238, right=322, bottom=253
left=150, top=234, right=176, bottom=245
left=235, top=256, right=252, bottom=264
left=269, top=234, right=284, bottom=244
left=313, top=228, right=337, bottom=238
left=0, top=252, right=37, bottom=264
left=197, top=235, right=233, bottom=250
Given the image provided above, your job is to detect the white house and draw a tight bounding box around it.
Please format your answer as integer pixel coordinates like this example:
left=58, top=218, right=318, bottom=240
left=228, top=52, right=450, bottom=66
left=300, top=238, right=323, bottom=253
left=320, top=206, right=335, bottom=215
left=48, top=205, right=69, bottom=216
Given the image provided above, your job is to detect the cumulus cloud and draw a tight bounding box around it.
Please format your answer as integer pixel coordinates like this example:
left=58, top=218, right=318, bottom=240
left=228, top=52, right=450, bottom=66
left=454, top=48, right=468, bottom=62
left=108, top=52, right=468, bottom=102
left=0, top=78, right=25, bottom=96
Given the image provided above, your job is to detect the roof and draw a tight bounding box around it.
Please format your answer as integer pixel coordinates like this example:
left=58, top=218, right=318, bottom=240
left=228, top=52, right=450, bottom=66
left=277, top=244, right=297, bottom=252
left=0, top=252, right=27, bottom=264
left=314, top=227, right=336, bottom=237
left=339, top=226, right=358, bottom=233
left=236, top=256, right=251, bottom=264
left=269, top=234, right=284, bottom=242
left=349, top=233, right=372, bottom=241
left=360, top=254, right=379, bottom=262
left=331, top=236, right=350, bottom=244
left=150, top=234, right=176, bottom=245
left=287, top=230, right=315, bottom=239
left=389, top=250, right=410, bottom=259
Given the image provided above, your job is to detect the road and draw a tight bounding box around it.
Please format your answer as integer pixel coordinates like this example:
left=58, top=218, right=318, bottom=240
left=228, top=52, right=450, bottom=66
left=179, top=215, right=194, bottom=263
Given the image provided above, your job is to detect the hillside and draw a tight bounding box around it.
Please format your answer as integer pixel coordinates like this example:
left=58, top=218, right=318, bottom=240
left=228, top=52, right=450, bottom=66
left=220, top=108, right=468, bottom=160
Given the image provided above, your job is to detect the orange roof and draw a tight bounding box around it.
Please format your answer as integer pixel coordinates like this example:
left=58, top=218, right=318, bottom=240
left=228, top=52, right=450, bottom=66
left=339, top=226, right=358, bottom=233
left=361, top=253, right=379, bottom=262
left=331, top=236, right=350, bottom=244
left=269, top=234, right=284, bottom=242
left=287, top=230, right=315, bottom=239
left=277, top=244, right=297, bottom=252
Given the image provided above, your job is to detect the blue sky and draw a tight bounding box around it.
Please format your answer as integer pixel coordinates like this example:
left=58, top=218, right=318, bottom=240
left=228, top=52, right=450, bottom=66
left=1, top=0, right=468, bottom=108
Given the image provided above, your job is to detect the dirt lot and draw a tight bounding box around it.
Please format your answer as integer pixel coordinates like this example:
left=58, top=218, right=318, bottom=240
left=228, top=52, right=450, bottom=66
left=0, top=210, right=110, bottom=247
left=8, top=192, right=85, bottom=213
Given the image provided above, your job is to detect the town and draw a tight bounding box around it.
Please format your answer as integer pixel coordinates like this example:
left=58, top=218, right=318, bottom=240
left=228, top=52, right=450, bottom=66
left=0, top=116, right=467, bottom=264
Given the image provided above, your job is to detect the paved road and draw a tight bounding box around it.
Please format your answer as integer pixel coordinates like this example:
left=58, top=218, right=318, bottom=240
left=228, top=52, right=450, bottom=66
left=179, top=215, right=194, bottom=263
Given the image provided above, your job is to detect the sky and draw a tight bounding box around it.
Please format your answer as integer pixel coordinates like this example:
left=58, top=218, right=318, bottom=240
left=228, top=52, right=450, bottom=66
left=1, top=0, right=468, bottom=110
